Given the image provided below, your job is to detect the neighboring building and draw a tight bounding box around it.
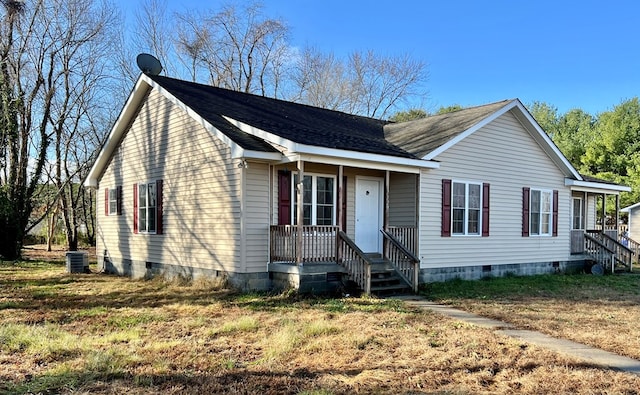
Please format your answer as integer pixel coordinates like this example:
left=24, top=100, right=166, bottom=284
left=85, top=74, right=630, bottom=294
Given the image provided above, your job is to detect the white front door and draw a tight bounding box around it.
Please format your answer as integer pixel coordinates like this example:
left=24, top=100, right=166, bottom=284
left=355, top=177, right=383, bottom=253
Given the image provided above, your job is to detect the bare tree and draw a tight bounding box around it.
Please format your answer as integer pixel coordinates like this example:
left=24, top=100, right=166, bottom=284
left=0, top=0, right=119, bottom=258
left=292, top=48, right=428, bottom=119
left=289, top=47, right=352, bottom=111
left=175, top=2, right=289, bottom=96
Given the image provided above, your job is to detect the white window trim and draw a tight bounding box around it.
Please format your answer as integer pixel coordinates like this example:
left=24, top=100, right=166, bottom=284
left=138, top=181, right=157, bottom=234
left=530, top=188, right=553, bottom=236
left=572, top=197, right=583, bottom=230
left=108, top=188, right=118, bottom=216
left=292, top=172, right=337, bottom=226
left=451, top=180, right=483, bottom=236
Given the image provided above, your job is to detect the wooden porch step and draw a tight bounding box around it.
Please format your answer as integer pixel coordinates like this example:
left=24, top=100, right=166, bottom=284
left=370, top=264, right=411, bottom=296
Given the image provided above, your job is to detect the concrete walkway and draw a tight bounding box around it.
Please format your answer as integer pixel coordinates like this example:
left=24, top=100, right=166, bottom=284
left=394, top=295, right=640, bottom=375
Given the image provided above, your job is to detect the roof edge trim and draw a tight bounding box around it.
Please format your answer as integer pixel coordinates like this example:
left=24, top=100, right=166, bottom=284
left=222, top=115, right=437, bottom=169
left=565, top=178, right=631, bottom=193
left=422, top=100, right=517, bottom=160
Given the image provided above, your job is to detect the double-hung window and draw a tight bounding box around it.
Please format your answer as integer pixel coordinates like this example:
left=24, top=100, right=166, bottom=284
left=134, top=180, right=163, bottom=234
left=104, top=186, right=122, bottom=216
left=530, top=189, right=552, bottom=235
left=138, top=182, right=157, bottom=233
left=452, top=181, right=482, bottom=235
left=292, top=174, right=336, bottom=225
left=522, top=187, right=557, bottom=237
left=442, top=179, right=490, bottom=237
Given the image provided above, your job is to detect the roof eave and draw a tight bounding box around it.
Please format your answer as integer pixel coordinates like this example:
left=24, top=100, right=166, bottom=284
left=85, top=76, right=152, bottom=187
left=565, top=178, right=631, bottom=193
left=222, top=115, right=438, bottom=170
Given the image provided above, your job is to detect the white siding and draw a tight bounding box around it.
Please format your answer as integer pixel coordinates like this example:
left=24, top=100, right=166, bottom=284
left=244, top=162, right=270, bottom=272
left=586, top=195, right=597, bottom=229
left=389, top=172, right=417, bottom=226
left=419, top=110, right=571, bottom=268
left=97, top=88, right=246, bottom=273
left=629, top=207, right=640, bottom=238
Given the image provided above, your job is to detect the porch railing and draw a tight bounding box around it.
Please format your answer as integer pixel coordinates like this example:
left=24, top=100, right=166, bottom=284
left=381, top=229, right=419, bottom=293
left=619, top=233, right=640, bottom=264
left=337, top=230, right=372, bottom=295
left=584, top=233, right=615, bottom=272
left=387, top=226, right=417, bottom=258
left=585, top=230, right=632, bottom=272
left=270, top=225, right=338, bottom=263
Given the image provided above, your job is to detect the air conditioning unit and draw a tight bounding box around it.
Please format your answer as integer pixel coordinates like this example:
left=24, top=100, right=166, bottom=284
left=66, top=251, right=89, bottom=273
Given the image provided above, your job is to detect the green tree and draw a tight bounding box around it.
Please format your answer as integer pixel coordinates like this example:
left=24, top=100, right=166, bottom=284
left=527, top=101, right=559, bottom=138
left=555, top=109, right=595, bottom=171
left=436, top=104, right=463, bottom=114
left=389, top=108, right=428, bottom=122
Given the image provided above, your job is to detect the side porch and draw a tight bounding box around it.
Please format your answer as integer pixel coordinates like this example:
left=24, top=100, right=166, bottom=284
left=569, top=184, right=636, bottom=272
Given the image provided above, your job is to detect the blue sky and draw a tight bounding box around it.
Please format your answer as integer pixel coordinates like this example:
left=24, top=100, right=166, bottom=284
left=120, top=0, right=640, bottom=115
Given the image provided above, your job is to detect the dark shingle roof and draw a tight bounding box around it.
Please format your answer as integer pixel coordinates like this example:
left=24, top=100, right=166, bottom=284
left=384, top=100, right=514, bottom=158
left=148, top=75, right=416, bottom=158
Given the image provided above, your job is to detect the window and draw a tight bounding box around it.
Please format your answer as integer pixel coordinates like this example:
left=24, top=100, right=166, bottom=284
left=442, top=179, right=490, bottom=237
left=104, top=186, right=122, bottom=216
left=139, top=182, right=157, bottom=233
left=292, top=174, right=336, bottom=225
left=452, top=181, right=481, bottom=235
left=522, top=187, right=558, bottom=237
left=572, top=197, right=583, bottom=230
left=530, top=189, right=551, bottom=235
left=134, top=180, right=163, bottom=234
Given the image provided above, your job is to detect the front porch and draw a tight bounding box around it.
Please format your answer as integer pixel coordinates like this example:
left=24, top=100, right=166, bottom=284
left=268, top=158, right=423, bottom=295
left=269, top=225, right=419, bottom=295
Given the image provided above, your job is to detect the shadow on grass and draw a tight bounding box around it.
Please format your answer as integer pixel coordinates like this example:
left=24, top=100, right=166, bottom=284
left=0, top=263, right=408, bottom=318
left=0, top=358, right=611, bottom=395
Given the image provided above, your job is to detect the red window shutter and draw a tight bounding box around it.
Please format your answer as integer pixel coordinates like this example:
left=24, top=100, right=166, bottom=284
left=552, top=189, right=559, bottom=237
left=277, top=170, right=291, bottom=225
left=341, top=176, right=347, bottom=231
left=441, top=179, right=452, bottom=237
left=116, top=186, right=122, bottom=216
left=133, top=183, right=138, bottom=234
left=482, top=183, right=490, bottom=237
left=522, top=187, right=530, bottom=237
left=104, top=188, right=109, bottom=216
left=156, top=179, right=163, bottom=235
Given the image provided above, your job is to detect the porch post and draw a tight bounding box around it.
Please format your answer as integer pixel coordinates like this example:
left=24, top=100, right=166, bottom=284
left=616, top=194, right=620, bottom=237
left=583, top=191, right=587, bottom=230
left=296, top=160, right=304, bottom=265
left=601, top=193, right=607, bottom=231
left=384, top=171, right=390, bottom=231
left=337, top=165, right=344, bottom=262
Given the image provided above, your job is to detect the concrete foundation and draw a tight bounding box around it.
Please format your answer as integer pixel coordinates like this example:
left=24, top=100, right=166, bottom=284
left=99, top=254, right=271, bottom=292
left=420, top=259, right=587, bottom=283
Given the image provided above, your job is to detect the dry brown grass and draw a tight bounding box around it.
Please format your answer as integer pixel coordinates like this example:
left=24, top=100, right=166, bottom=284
left=428, top=273, right=640, bottom=363
left=2, top=254, right=640, bottom=394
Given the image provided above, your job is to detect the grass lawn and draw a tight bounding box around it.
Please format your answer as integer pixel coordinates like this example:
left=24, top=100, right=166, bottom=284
left=1, top=255, right=640, bottom=394
left=426, top=272, right=640, bottom=362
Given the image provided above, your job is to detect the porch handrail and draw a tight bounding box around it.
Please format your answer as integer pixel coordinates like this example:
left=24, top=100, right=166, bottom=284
left=586, top=230, right=632, bottom=271
left=380, top=229, right=419, bottom=293
left=337, top=230, right=372, bottom=295
left=619, top=233, right=640, bottom=264
left=386, top=226, right=417, bottom=259
left=600, top=232, right=633, bottom=271
left=584, top=233, right=615, bottom=272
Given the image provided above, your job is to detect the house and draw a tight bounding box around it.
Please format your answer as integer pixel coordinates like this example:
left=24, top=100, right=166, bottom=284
left=85, top=73, right=631, bottom=294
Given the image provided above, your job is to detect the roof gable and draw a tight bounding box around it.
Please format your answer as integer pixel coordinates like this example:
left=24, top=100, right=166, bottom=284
left=384, top=100, right=512, bottom=158
left=384, top=99, right=583, bottom=180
